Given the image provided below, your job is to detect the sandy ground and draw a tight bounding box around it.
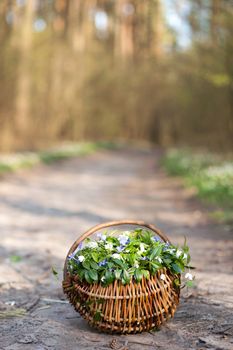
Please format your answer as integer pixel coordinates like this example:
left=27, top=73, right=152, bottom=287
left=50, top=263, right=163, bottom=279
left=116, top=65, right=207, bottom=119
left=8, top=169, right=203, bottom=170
left=0, top=147, right=233, bottom=350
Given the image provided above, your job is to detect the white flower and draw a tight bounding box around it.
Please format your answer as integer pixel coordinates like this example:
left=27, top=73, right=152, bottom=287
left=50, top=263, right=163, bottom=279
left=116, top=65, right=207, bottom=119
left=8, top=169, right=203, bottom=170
left=168, top=248, right=176, bottom=254
left=185, top=272, right=193, bottom=280
left=183, top=253, right=188, bottom=260
left=134, top=262, right=139, bottom=268
left=118, top=235, right=129, bottom=245
left=112, top=253, right=121, bottom=259
left=105, top=242, right=113, bottom=250
left=101, top=276, right=105, bottom=282
left=97, top=233, right=106, bottom=241
left=86, top=241, right=98, bottom=249
left=176, top=249, right=182, bottom=258
left=156, top=257, right=162, bottom=263
left=78, top=255, right=85, bottom=262
left=139, top=243, right=145, bottom=253
left=160, top=274, right=166, bottom=281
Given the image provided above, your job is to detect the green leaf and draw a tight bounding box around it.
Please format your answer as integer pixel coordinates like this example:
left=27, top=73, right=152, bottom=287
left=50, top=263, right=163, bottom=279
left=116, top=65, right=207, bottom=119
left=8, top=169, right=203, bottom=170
left=141, top=269, right=150, bottom=279
left=127, top=254, right=135, bottom=266
left=141, top=230, right=152, bottom=244
left=114, top=269, right=121, bottom=280
left=134, top=268, right=143, bottom=283
left=88, top=269, right=98, bottom=282
left=82, top=260, right=90, bottom=270
left=173, top=278, right=180, bottom=287
left=84, top=270, right=92, bottom=284
left=10, top=255, right=22, bottom=263
left=150, top=246, right=162, bottom=260
left=78, top=269, right=85, bottom=280
left=185, top=265, right=195, bottom=269
left=171, top=263, right=182, bottom=274
left=112, top=258, right=126, bottom=269
left=122, top=270, right=130, bottom=285
left=90, top=261, right=99, bottom=270
left=107, top=261, right=114, bottom=269
left=91, top=252, right=99, bottom=263
left=186, top=280, right=194, bottom=288
left=51, top=267, right=58, bottom=277
left=163, top=258, right=172, bottom=265
left=104, top=270, right=114, bottom=285
left=150, top=261, right=160, bottom=274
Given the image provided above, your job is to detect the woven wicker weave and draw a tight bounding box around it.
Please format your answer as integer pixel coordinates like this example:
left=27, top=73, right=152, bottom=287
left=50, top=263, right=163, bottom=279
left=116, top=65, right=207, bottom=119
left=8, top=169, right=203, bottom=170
left=63, top=220, right=180, bottom=334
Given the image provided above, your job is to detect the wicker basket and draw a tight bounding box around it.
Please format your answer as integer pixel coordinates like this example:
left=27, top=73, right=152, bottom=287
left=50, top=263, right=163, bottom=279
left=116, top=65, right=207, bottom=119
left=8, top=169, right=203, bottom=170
left=63, top=220, right=180, bottom=334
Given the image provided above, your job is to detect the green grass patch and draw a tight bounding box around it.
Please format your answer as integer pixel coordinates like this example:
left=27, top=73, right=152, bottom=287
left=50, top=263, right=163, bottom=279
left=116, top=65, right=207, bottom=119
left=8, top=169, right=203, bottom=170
left=162, top=149, right=233, bottom=223
left=10, top=255, right=22, bottom=263
left=0, top=142, right=114, bottom=175
left=39, top=142, right=99, bottom=164
left=210, top=209, right=233, bottom=224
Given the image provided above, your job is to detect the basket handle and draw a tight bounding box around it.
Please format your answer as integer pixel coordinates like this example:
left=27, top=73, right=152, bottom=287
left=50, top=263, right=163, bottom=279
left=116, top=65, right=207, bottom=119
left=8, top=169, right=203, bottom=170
left=63, top=220, right=170, bottom=278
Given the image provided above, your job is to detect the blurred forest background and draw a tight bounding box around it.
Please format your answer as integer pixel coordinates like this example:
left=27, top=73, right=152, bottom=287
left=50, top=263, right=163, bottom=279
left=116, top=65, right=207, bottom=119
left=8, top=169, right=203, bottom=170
left=0, top=0, right=233, bottom=152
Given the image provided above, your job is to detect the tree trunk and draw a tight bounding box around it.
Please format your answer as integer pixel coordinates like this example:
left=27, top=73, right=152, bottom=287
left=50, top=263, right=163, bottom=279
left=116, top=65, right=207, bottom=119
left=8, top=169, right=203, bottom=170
left=15, top=0, right=34, bottom=147
left=114, top=0, right=135, bottom=59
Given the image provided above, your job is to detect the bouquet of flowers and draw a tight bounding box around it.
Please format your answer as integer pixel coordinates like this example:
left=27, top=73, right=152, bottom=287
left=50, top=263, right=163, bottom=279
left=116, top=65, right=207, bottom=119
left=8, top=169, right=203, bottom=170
left=67, top=228, right=193, bottom=287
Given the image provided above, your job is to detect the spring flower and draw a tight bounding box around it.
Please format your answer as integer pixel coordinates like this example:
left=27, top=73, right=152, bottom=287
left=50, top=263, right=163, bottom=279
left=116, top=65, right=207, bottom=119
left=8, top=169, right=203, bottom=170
left=116, top=245, right=124, bottom=252
left=98, top=259, right=107, bottom=267
left=78, top=255, right=85, bottom=262
left=71, top=242, right=83, bottom=256
left=168, top=248, right=176, bottom=254
left=176, top=249, right=182, bottom=258
left=118, top=235, right=130, bottom=246
left=68, top=252, right=80, bottom=264
left=86, top=241, right=98, bottom=249
left=185, top=272, right=193, bottom=280
left=105, top=242, right=113, bottom=250
left=141, top=256, right=148, bottom=261
left=163, top=242, right=170, bottom=251
left=97, top=233, right=107, bottom=241
left=160, top=274, right=166, bottom=281
left=67, top=229, right=193, bottom=288
left=152, top=236, right=160, bottom=242
left=112, top=253, right=121, bottom=260
left=77, top=242, right=83, bottom=250
left=139, top=243, right=145, bottom=253
left=68, top=251, right=76, bottom=260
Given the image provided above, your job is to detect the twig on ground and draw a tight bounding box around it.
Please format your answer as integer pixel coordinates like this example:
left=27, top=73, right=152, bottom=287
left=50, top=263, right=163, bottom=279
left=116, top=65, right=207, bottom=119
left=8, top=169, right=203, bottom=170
left=41, top=298, right=69, bottom=304
left=34, top=305, right=51, bottom=311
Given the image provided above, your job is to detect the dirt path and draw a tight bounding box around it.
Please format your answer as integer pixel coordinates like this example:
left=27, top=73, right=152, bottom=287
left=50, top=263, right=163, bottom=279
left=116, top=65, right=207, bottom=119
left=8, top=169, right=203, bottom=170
left=0, top=148, right=233, bottom=350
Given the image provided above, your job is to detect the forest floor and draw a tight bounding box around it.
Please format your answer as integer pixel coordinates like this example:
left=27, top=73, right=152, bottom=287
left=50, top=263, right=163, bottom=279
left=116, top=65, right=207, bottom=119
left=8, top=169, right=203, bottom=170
left=0, top=147, right=233, bottom=350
